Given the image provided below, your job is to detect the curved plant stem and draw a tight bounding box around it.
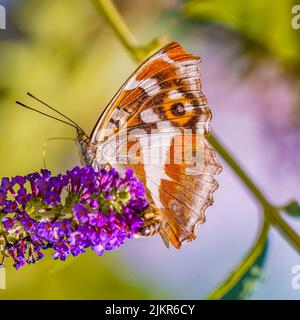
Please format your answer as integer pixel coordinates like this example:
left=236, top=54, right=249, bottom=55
left=208, top=133, right=270, bottom=208
left=91, top=0, right=139, bottom=59
left=267, top=207, right=300, bottom=252
left=206, top=219, right=270, bottom=300
left=90, top=0, right=300, bottom=299
left=91, top=0, right=165, bottom=62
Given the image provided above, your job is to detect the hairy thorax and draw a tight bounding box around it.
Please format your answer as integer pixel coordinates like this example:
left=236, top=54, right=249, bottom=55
left=76, top=132, right=96, bottom=167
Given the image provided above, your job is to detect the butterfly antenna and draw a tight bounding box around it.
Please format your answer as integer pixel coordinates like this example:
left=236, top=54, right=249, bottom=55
left=16, top=101, right=79, bottom=131
left=26, top=92, right=84, bottom=132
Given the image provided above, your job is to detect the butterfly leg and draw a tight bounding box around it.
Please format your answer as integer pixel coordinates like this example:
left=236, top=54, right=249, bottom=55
left=91, top=158, right=112, bottom=171
left=134, top=205, right=162, bottom=238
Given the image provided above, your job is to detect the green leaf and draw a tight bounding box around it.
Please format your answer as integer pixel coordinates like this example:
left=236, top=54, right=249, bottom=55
left=183, top=0, right=300, bottom=69
left=222, top=240, right=269, bottom=300
left=282, top=201, right=300, bottom=218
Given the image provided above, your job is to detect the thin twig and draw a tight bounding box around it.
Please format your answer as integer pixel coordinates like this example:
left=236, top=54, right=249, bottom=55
left=206, top=218, right=270, bottom=300
left=208, top=132, right=300, bottom=254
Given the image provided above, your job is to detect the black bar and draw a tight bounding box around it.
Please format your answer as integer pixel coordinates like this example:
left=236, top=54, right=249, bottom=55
left=0, top=300, right=298, bottom=318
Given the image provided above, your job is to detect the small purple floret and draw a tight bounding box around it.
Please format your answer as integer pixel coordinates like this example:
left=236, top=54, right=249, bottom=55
left=2, top=217, right=15, bottom=230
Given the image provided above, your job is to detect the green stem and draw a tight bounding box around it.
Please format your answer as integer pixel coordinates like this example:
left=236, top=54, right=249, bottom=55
left=91, top=0, right=139, bottom=59
left=208, top=132, right=300, bottom=254
left=267, top=207, right=300, bottom=253
left=91, top=0, right=167, bottom=62
left=206, top=219, right=270, bottom=300
left=208, top=132, right=270, bottom=208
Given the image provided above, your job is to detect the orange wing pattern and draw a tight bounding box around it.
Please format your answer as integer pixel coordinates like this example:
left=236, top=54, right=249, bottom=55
left=91, top=42, right=222, bottom=248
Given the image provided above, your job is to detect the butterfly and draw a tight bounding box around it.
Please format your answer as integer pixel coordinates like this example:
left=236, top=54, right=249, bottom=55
left=17, top=42, right=222, bottom=249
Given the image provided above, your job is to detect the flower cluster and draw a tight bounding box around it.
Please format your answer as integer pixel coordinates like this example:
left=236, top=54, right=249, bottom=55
left=0, top=166, right=146, bottom=269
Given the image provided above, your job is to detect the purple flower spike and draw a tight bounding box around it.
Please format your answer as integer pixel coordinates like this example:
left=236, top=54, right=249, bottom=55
left=44, top=192, right=60, bottom=205
left=0, top=165, right=147, bottom=270
left=16, top=188, right=31, bottom=205
left=36, top=179, right=48, bottom=194
left=53, top=241, right=70, bottom=261
left=54, top=219, right=72, bottom=238
left=1, top=177, right=10, bottom=190
left=12, top=176, right=26, bottom=187
left=68, top=231, right=85, bottom=248
left=13, top=256, right=26, bottom=270
left=73, top=203, right=89, bottom=224
left=89, top=213, right=106, bottom=227
left=105, top=194, right=116, bottom=200
left=36, top=222, right=54, bottom=241
left=0, top=187, right=7, bottom=205
left=90, top=199, right=99, bottom=210
left=22, top=218, right=36, bottom=232
left=4, top=200, right=19, bottom=213
left=2, top=217, right=15, bottom=230
left=41, top=169, right=51, bottom=179
left=92, top=243, right=105, bottom=256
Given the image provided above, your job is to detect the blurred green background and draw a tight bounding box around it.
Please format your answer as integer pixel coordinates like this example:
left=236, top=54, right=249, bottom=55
left=0, top=0, right=300, bottom=299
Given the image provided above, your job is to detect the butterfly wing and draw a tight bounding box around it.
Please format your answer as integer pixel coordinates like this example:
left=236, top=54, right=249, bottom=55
left=91, top=42, right=222, bottom=248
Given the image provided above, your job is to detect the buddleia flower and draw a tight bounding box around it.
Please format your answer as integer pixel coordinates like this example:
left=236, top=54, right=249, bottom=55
left=0, top=166, right=146, bottom=269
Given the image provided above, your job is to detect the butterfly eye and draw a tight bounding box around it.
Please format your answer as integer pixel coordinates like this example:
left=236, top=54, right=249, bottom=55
left=171, top=103, right=185, bottom=116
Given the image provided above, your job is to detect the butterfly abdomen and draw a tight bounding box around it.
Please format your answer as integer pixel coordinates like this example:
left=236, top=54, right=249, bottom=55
left=135, top=205, right=162, bottom=238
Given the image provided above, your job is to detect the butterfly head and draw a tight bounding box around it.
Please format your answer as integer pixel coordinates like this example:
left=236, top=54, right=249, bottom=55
left=76, top=129, right=96, bottom=166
